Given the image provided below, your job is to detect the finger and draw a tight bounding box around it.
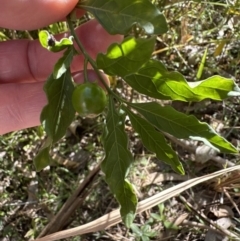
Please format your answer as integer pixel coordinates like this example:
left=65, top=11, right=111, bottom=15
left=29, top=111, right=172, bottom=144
left=0, top=70, right=109, bottom=135
left=0, top=0, right=80, bottom=30
left=0, top=82, right=46, bottom=135
left=0, top=19, right=123, bottom=83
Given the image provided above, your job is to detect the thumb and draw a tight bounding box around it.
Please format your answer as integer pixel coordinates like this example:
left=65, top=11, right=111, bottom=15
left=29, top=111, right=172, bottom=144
left=0, top=0, right=82, bottom=30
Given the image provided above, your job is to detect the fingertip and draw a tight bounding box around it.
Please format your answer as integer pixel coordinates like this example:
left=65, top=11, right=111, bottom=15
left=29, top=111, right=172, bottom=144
left=0, top=0, right=79, bottom=30
left=0, top=70, right=109, bottom=135
left=0, top=82, right=46, bottom=135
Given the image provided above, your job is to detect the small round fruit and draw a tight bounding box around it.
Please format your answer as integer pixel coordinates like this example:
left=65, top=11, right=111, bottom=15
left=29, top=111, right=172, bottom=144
left=72, top=82, right=107, bottom=118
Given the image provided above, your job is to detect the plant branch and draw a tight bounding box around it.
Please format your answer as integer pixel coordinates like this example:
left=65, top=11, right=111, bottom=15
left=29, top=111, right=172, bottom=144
left=67, top=18, right=114, bottom=92
left=66, top=17, right=138, bottom=109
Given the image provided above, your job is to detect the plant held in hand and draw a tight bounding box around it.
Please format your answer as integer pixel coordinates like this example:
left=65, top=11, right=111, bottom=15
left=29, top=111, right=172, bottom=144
left=34, top=0, right=240, bottom=227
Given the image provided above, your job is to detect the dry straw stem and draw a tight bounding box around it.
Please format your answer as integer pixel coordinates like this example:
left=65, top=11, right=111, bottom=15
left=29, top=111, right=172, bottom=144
left=34, top=165, right=240, bottom=241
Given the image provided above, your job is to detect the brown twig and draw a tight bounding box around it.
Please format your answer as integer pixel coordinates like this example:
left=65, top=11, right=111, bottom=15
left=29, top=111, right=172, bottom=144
left=178, top=195, right=239, bottom=239
left=223, top=188, right=240, bottom=217
left=37, top=164, right=101, bottom=238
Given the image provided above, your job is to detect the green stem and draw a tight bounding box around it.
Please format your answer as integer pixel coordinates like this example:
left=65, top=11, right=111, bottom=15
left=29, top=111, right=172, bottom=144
left=66, top=17, right=129, bottom=105
left=67, top=18, right=109, bottom=89
left=83, top=58, right=89, bottom=83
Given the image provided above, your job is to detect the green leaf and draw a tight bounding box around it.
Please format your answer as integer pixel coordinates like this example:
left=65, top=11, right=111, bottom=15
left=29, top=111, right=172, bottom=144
left=130, top=102, right=237, bottom=154
left=163, top=220, right=179, bottom=230
left=50, top=37, right=74, bottom=53
left=141, top=225, right=157, bottom=237
left=124, top=59, right=239, bottom=101
left=39, top=30, right=49, bottom=49
left=189, top=76, right=240, bottom=100
left=196, top=47, right=208, bottom=80
left=130, top=223, right=142, bottom=236
left=150, top=213, right=162, bottom=221
left=40, top=71, right=75, bottom=143
left=102, top=97, right=137, bottom=227
left=53, top=47, right=75, bottom=79
left=38, top=30, right=73, bottom=52
left=97, top=36, right=155, bottom=77
left=142, top=236, right=150, bottom=241
left=33, top=137, right=52, bottom=172
left=124, top=107, right=184, bottom=174
left=124, top=59, right=168, bottom=99
left=78, top=0, right=168, bottom=35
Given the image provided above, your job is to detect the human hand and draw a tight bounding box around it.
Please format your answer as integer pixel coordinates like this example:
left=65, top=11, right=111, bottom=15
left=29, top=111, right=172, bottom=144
left=0, top=0, right=122, bottom=135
